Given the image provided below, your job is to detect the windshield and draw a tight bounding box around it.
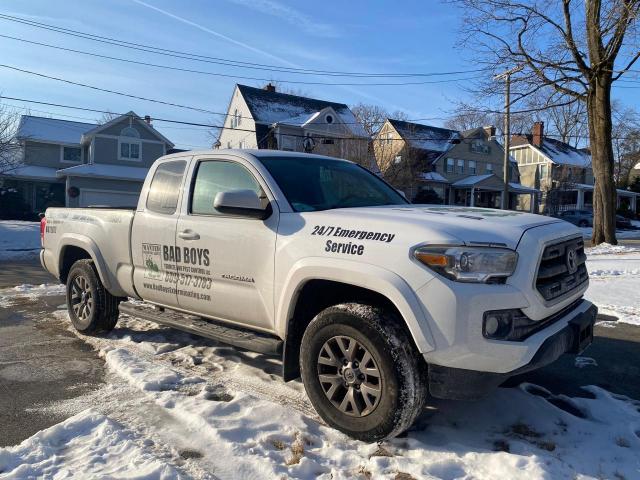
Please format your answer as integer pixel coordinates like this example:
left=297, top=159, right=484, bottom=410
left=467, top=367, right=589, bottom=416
left=258, top=156, right=408, bottom=212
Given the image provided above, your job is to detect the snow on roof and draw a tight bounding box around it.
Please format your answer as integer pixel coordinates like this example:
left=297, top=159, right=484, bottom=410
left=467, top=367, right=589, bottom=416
left=452, top=174, right=495, bottom=187
left=237, top=84, right=368, bottom=137
left=508, top=182, right=538, bottom=193
left=3, top=165, right=58, bottom=181
left=57, top=163, right=149, bottom=181
left=419, top=171, right=449, bottom=183
left=515, top=135, right=592, bottom=168
left=634, top=162, right=640, bottom=170
left=16, top=116, right=97, bottom=144
left=387, top=119, right=460, bottom=153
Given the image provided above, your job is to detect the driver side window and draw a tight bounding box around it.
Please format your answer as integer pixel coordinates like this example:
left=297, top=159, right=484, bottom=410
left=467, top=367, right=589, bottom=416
left=190, top=160, right=263, bottom=215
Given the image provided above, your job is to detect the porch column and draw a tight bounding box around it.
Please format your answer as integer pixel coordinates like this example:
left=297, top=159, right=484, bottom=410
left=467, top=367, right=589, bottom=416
left=631, top=194, right=637, bottom=214
left=577, top=188, right=585, bottom=209
left=530, top=193, right=535, bottom=213
left=470, top=187, right=475, bottom=207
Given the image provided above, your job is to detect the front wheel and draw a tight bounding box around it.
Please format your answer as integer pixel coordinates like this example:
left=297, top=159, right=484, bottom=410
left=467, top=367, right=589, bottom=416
left=66, top=259, right=121, bottom=334
left=300, top=303, right=427, bottom=442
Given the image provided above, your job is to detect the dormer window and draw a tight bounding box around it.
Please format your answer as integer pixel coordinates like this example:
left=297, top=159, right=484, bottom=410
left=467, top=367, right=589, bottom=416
left=61, top=146, right=82, bottom=164
left=119, top=126, right=141, bottom=161
left=325, top=114, right=334, bottom=124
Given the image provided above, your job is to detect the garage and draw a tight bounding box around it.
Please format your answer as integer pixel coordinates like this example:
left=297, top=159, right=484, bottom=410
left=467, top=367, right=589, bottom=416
left=78, top=188, right=140, bottom=208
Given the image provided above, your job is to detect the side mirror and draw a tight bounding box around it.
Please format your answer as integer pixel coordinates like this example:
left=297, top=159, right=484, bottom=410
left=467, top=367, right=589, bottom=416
left=213, top=189, right=271, bottom=220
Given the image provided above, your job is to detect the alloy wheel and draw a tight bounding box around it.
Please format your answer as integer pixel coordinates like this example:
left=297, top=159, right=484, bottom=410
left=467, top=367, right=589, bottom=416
left=71, top=275, right=94, bottom=322
left=317, top=335, right=382, bottom=417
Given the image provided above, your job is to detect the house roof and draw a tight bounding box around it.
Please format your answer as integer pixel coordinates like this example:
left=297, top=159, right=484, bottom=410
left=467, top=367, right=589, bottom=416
left=513, top=135, right=591, bottom=168
left=80, top=111, right=174, bottom=147
left=16, top=116, right=97, bottom=144
left=451, top=174, right=495, bottom=187
left=57, top=163, right=148, bottom=182
left=387, top=119, right=460, bottom=153
left=236, top=84, right=368, bottom=137
left=3, top=165, right=59, bottom=181
left=419, top=171, right=449, bottom=183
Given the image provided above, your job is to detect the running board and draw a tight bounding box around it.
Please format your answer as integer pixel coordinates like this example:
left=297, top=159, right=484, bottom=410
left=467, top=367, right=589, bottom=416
left=118, top=302, right=283, bottom=355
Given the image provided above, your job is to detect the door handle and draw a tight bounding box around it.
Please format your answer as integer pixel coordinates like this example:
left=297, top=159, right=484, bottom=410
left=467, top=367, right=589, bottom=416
left=178, top=229, right=200, bottom=240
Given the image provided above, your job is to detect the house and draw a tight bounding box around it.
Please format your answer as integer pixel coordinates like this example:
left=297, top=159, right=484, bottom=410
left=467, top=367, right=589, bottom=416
left=511, top=122, right=640, bottom=215
left=216, top=84, right=369, bottom=165
left=373, top=119, right=537, bottom=211
left=1, top=112, right=174, bottom=218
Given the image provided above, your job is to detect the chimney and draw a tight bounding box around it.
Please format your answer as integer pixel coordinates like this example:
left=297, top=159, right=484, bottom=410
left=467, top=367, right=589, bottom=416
left=144, top=115, right=152, bottom=125
left=264, top=83, right=276, bottom=93
left=483, top=125, right=496, bottom=139
left=532, top=121, right=544, bottom=147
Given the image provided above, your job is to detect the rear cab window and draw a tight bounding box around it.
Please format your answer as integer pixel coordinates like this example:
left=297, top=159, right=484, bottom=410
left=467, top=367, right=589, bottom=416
left=146, top=160, right=187, bottom=215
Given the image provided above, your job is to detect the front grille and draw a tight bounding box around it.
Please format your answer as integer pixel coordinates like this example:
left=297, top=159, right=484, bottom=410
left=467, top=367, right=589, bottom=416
left=536, top=237, right=588, bottom=302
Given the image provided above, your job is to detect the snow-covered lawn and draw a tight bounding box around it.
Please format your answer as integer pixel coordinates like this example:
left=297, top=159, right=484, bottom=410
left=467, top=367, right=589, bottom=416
left=1, top=247, right=639, bottom=479
left=0, top=220, right=40, bottom=261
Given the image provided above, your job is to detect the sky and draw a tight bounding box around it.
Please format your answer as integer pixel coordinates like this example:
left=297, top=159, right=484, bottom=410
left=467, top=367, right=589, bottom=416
left=0, top=0, right=639, bottom=150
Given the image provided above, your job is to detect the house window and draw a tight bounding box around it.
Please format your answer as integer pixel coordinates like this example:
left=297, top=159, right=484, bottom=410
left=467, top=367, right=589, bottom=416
left=119, top=141, right=140, bottom=160
left=457, top=159, right=464, bottom=174
left=230, top=108, right=241, bottom=128
left=119, top=126, right=141, bottom=161
left=394, top=155, right=402, bottom=164
left=470, top=140, right=490, bottom=154
left=281, top=136, right=295, bottom=151
left=325, top=114, right=334, bottom=124
left=468, top=160, right=476, bottom=174
left=486, top=162, right=493, bottom=174
left=62, top=146, right=81, bottom=163
left=540, top=164, right=548, bottom=179
left=446, top=158, right=454, bottom=173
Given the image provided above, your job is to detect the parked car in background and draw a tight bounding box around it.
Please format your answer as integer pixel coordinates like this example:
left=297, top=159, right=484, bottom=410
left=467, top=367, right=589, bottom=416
left=555, top=209, right=593, bottom=227
left=555, top=210, right=635, bottom=230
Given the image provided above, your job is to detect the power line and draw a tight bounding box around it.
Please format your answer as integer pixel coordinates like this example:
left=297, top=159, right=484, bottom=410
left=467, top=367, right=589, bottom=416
left=0, top=13, right=485, bottom=79
left=0, top=34, right=477, bottom=87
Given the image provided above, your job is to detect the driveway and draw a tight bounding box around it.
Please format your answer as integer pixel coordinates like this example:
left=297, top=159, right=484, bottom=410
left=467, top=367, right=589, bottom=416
left=0, top=258, right=106, bottom=447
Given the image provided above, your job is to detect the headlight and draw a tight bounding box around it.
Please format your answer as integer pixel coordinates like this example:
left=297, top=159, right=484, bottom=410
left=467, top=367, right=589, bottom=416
left=414, top=246, right=518, bottom=283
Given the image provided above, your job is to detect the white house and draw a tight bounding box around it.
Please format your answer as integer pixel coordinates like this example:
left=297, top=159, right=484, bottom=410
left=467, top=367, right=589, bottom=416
left=217, top=84, right=369, bottom=165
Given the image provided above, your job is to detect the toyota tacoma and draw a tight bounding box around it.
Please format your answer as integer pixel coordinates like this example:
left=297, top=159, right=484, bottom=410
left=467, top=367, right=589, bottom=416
left=40, top=150, right=596, bottom=441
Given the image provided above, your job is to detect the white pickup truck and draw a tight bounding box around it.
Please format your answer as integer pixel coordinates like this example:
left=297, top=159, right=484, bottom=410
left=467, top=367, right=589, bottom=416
left=41, top=150, right=597, bottom=441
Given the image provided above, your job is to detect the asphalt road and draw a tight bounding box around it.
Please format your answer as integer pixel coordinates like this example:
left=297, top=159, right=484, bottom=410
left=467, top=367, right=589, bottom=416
left=0, top=256, right=639, bottom=447
left=0, top=258, right=106, bottom=447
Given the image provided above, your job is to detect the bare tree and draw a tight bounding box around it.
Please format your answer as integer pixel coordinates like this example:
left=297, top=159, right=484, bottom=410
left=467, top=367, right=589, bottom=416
left=612, top=104, right=640, bottom=186
left=445, top=108, right=493, bottom=132
left=96, top=111, right=119, bottom=125
left=351, top=103, right=408, bottom=137
left=453, top=0, right=640, bottom=244
left=0, top=102, right=21, bottom=175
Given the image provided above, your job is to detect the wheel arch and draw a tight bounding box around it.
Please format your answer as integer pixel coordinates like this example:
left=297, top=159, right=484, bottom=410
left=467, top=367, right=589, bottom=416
left=278, top=259, right=435, bottom=381
left=58, top=234, right=114, bottom=293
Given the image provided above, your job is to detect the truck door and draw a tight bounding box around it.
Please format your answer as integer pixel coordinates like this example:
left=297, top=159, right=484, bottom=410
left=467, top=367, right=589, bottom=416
left=175, top=157, right=278, bottom=332
left=131, top=159, right=188, bottom=308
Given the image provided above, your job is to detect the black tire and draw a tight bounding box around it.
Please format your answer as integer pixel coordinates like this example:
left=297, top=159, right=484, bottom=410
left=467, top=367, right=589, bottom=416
left=66, top=259, right=120, bottom=334
left=300, top=303, right=427, bottom=442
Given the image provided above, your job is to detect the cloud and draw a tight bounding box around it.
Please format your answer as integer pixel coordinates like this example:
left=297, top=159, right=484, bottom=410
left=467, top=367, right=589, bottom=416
left=223, top=0, right=340, bottom=38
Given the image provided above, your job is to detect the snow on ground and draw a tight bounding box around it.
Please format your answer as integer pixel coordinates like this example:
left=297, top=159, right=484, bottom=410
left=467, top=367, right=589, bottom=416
left=1, top=248, right=640, bottom=479
left=0, top=221, right=40, bottom=261
left=579, top=226, right=640, bottom=240
left=0, top=283, right=65, bottom=307
left=585, top=244, right=640, bottom=326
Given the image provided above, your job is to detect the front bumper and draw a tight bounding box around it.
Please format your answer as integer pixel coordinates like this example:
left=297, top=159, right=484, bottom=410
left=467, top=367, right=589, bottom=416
left=427, top=302, right=597, bottom=400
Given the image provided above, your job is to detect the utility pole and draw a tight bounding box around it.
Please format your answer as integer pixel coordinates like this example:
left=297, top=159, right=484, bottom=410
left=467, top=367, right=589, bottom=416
left=494, top=65, right=523, bottom=209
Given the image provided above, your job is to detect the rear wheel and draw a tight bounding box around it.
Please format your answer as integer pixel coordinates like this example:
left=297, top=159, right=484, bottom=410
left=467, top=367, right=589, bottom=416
left=66, top=259, right=120, bottom=334
left=300, top=303, right=427, bottom=442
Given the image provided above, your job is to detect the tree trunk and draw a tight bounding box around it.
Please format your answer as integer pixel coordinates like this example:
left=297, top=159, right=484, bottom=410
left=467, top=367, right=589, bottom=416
left=588, top=76, right=618, bottom=245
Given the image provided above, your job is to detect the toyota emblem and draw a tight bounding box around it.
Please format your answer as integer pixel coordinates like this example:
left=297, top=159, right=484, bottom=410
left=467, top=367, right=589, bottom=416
left=566, top=248, right=578, bottom=274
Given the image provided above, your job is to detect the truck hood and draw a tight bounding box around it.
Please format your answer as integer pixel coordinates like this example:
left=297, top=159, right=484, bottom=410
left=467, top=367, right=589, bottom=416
left=308, top=205, right=566, bottom=250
